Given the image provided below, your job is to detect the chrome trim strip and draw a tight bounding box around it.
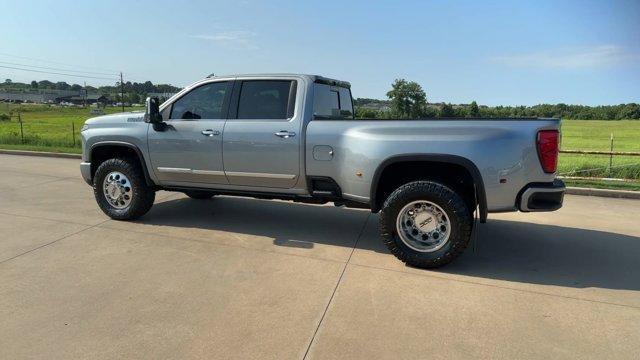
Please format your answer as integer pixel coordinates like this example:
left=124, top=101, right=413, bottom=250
left=225, top=171, right=297, bottom=179
left=157, top=167, right=225, bottom=176
left=192, top=169, right=225, bottom=176
left=157, top=167, right=191, bottom=173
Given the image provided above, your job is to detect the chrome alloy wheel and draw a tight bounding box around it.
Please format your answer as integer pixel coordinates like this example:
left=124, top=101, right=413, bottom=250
left=103, top=171, right=133, bottom=209
left=396, top=200, right=451, bottom=253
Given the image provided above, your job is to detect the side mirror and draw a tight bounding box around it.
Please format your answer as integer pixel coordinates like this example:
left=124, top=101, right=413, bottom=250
left=144, top=97, right=162, bottom=124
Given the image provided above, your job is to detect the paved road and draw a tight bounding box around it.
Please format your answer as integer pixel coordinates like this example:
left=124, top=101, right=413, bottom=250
left=1, top=154, right=639, bottom=359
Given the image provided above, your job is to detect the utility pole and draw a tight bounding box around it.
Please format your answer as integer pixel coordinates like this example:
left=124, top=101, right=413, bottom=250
left=120, top=72, right=125, bottom=112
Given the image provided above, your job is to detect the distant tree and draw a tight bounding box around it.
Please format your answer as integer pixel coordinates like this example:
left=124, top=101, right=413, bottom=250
left=618, top=103, right=640, bottom=120
left=128, top=93, right=141, bottom=104
left=38, top=80, right=54, bottom=89
left=30, top=81, right=38, bottom=89
left=355, top=107, right=381, bottom=119
left=439, top=103, right=455, bottom=117
left=421, top=106, right=438, bottom=118
left=454, top=105, right=468, bottom=117
left=4, top=79, right=11, bottom=84
left=55, top=81, right=70, bottom=90
left=469, top=101, right=479, bottom=117
left=386, top=79, right=428, bottom=118
left=70, top=84, right=82, bottom=91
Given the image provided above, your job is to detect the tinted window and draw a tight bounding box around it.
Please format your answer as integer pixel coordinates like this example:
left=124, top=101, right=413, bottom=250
left=237, top=80, right=293, bottom=119
left=313, top=83, right=353, bottom=119
left=338, top=88, right=353, bottom=117
left=170, top=82, right=228, bottom=120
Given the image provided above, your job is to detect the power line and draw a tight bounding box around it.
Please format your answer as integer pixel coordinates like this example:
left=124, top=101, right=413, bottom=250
left=0, top=60, right=118, bottom=76
left=0, top=51, right=119, bottom=73
left=0, top=65, right=118, bottom=81
left=0, top=52, right=155, bottom=84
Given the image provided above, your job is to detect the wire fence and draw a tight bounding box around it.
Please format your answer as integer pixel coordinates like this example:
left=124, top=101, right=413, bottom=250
left=1, top=111, right=640, bottom=182
left=558, top=158, right=640, bottom=181
left=0, top=112, right=82, bottom=150
left=558, top=132, right=640, bottom=181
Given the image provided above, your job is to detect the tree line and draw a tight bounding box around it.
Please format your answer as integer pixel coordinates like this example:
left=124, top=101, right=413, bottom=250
left=1, top=79, right=181, bottom=104
left=2, top=77, right=638, bottom=119
left=356, top=79, right=640, bottom=120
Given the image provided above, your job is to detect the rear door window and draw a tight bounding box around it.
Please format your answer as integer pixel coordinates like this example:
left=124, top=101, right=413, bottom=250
left=236, top=80, right=295, bottom=119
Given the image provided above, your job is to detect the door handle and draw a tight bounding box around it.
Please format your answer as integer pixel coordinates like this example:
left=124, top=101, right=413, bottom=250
left=274, top=130, right=296, bottom=139
left=201, top=129, right=220, bottom=136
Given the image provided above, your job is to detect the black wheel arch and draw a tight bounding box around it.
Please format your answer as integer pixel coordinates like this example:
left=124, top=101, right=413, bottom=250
left=370, top=154, right=488, bottom=222
left=88, top=141, right=155, bottom=187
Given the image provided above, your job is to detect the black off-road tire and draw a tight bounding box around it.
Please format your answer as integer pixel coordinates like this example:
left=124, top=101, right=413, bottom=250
left=379, top=180, right=472, bottom=268
left=93, top=158, right=155, bottom=220
left=183, top=190, right=216, bottom=200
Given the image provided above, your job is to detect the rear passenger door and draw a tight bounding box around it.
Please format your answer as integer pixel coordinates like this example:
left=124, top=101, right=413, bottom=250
left=222, top=79, right=300, bottom=188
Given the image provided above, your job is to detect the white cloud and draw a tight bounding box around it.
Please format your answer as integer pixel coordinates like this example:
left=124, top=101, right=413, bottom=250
left=490, top=45, right=638, bottom=69
left=190, top=31, right=258, bottom=50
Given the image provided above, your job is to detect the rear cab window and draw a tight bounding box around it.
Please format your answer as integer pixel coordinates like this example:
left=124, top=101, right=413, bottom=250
left=313, top=83, right=354, bottom=120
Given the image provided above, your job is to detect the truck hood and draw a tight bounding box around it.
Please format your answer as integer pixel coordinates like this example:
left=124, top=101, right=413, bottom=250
left=84, top=111, right=145, bottom=125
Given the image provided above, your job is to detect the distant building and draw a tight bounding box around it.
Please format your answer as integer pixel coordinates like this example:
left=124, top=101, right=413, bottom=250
left=57, top=94, right=108, bottom=105
left=360, top=103, right=392, bottom=112
left=0, top=90, right=105, bottom=104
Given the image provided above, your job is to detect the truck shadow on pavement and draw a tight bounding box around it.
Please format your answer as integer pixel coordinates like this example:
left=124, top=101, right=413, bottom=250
left=425, top=219, right=639, bottom=292
left=138, top=195, right=640, bottom=292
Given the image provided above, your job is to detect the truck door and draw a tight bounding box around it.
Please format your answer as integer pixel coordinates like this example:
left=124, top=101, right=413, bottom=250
left=222, top=79, right=300, bottom=188
left=148, top=81, right=231, bottom=185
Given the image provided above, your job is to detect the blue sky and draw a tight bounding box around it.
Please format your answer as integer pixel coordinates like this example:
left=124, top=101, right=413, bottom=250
left=1, top=0, right=638, bottom=105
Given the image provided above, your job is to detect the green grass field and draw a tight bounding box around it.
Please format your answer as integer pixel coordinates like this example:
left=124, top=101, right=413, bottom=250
left=558, top=120, right=640, bottom=180
left=0, top=103, right=143, bottom=153
left=1, top=104, right=639, bottom=187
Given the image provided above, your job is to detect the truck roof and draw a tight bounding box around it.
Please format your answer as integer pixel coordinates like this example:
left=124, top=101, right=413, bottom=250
left=204, top=73, right=351, bottom=88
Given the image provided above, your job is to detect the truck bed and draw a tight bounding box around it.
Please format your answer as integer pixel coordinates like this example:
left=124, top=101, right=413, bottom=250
left=305, top=118, right=561, bottom=212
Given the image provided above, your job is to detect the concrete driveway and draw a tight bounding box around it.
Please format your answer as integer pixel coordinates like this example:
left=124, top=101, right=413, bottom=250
left=1, top=154, right=639, bottom=359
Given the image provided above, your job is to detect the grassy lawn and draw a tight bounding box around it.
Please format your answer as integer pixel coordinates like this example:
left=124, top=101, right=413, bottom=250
left=558, top=120, right=640, bottom=180
left=563, top=179, right=640, bottom=192
left=0, top=103, right=143, bottom=151
left=1, top=105, right=639, bottom=189
left=560, top=120, right=640, bottom=151
left=0, top=143, right=81, bottom=154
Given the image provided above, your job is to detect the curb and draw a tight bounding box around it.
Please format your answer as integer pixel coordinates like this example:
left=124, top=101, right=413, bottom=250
left=0, top=149, right=81, bottom=159
left=566, top=187, right=640, bottom=200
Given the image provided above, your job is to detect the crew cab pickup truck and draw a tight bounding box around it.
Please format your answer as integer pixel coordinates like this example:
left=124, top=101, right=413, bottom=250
left=80, top=74, right=565, bottom=268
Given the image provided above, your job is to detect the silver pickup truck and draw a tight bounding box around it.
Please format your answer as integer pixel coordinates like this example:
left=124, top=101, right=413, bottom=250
left=80, top=73, right=565, bottom=268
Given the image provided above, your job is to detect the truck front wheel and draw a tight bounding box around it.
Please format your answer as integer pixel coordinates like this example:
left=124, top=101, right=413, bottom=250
left=379, top=181, right=472, bottom=268
left=93, top=158, right=155, bottom=220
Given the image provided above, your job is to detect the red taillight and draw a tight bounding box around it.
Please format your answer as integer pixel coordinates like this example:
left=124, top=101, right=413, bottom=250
left=537, top=130, right=560, bottom=173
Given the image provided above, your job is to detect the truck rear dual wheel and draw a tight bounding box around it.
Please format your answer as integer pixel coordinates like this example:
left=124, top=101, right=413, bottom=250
left=379, top=180, right=473, bottom=268
left=93, top=158, right=155, bottom=220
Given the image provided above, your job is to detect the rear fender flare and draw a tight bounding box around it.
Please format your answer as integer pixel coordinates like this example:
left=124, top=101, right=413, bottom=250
left=370, top=154, right=487, bottom=222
